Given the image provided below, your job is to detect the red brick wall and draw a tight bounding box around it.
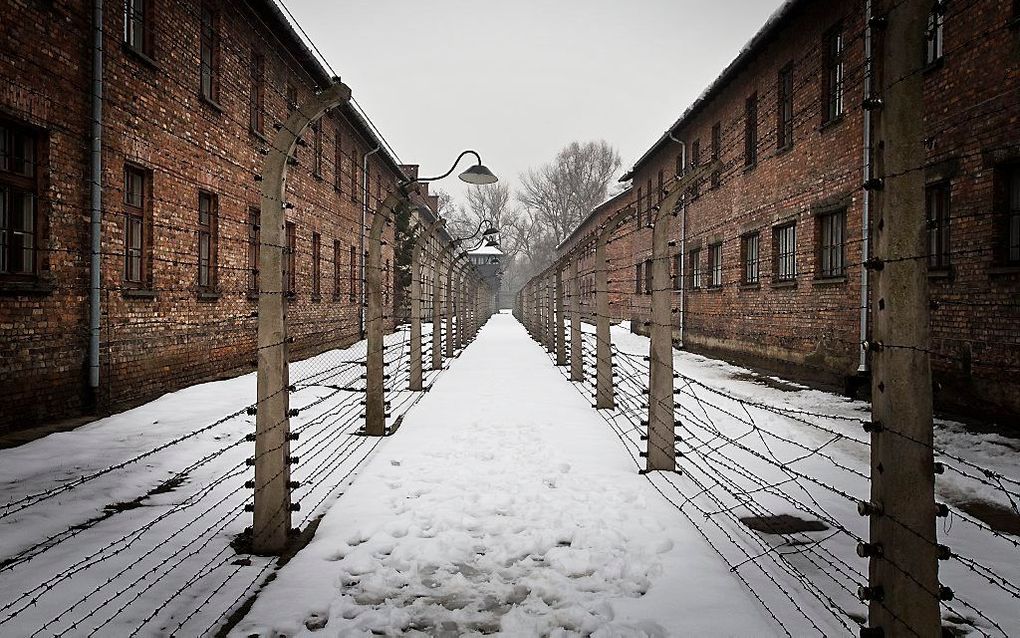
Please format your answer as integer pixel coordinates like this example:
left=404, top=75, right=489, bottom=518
left=0, top=0, right=403, bottom=432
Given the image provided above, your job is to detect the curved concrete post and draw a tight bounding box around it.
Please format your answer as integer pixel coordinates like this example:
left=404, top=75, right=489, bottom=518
left=568, top=248, right=583, bottom=382
left=432, top=241, right=449, bottom=370
left=410, top=218, right=443, bottom=391
left=255, top=81, right=352, bottom=554
left=366, top=191, right=409, bottom=437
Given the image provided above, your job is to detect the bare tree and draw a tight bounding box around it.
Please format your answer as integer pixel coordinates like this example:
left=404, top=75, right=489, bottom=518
left=517, top=140, right=622, bottom=250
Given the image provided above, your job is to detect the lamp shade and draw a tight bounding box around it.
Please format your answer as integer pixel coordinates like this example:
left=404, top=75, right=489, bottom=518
left=458, top=164, right=498, bottom=185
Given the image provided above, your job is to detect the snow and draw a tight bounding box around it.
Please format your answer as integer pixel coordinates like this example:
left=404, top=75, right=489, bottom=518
left=2, top=313, right=1017, bottom=637
left=230, top=314, right=777, bottom=637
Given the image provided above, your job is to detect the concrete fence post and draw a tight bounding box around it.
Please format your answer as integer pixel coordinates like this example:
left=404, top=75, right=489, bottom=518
left=864, top=1, right=940, bottom=635
left=594, top=219, right=616, bottom=410
left=254, top=81, right=352, bottom=555
left=365, top=191, right=408, bottom=438
left=569, top=252, right=583, bottom=382
left=555, top=263, right=567, bottom=366
left=432, top=242, right=447, bottom=370
left=410, top=219, right=442, bottom=391
left=445, top=255, right=457, bottom=359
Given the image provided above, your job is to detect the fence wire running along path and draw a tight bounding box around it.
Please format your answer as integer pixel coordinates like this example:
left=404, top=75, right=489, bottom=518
left=0, top=321, right=457, bottom=638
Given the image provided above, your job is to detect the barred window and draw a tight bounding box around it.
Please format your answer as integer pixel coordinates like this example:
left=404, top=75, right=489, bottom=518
left=333, top=239, right=342, bottom=298
left=690, top=248, right=702, bottom=289
left=247, top=207, right=259, bottom=294
left=199, top=5, right=219, bottom=102
left=818, top=209, right=847, bottom=277
left=774, top=223, right=797, bottom=282
left=644, top=258, right=652, bottom=295
left=926, top=182, right=951, bottom=269
left=0, top=123, right=40, bottom=278
left=249, top=53, right=265, bottom=135
left=709, top=243, right=723, bottom=287
left=635, top=261, right=643, bottom=294
left=777, top=63, right=794, bottom=150
left=349, top=244, right=357, bottom=302
left=312, top=122, right=323, bottom=178
left=197, top=192, right=218, bottom=290
left=711, top=122, right=721, bottom=188
left=744, top=93, right=758, bottom=168
left=285, top=221, right=296, bottom=297
left=311, top=232, right=321, bottom=299
left=823, top=24, right=845, bottom=123
left=742, top=232, right=760, bottom=285
left=123, top=165, right=149, bottom=286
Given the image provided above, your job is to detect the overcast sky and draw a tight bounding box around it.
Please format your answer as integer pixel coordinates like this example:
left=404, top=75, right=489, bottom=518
left=287, top=0, right=785, bottom=206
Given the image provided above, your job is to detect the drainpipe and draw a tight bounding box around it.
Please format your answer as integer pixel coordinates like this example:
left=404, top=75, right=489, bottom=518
left=858, top=0, right=873, bottom=373
left=360, top=144, right=382, bottom=339
left=88, top=0, right=103, bottom=393
left=667, top=133, right=686, bottom=347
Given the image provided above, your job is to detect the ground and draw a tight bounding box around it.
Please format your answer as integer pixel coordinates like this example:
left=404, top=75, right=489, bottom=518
left=1, top=313, right=1017, bottom=637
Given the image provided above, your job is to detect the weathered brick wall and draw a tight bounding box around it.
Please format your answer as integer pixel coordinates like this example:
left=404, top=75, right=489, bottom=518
left=0, top=0, right=403, bottom=432
left=613, top=0, right=1020, bottom=417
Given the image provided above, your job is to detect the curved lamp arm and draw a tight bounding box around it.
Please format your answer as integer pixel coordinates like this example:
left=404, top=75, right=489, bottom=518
left=412, top=150, right=482, bottom=184
left=450, top=217, right=493, bottom=246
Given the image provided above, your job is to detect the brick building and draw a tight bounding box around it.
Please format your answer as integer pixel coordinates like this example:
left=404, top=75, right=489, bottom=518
left=0, top=0, right=441, bottom=432
left=558, top=0, right=1020, bottom=419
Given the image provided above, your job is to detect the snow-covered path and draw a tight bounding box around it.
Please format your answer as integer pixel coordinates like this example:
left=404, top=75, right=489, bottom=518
left=231, top=313, right=777, bottom=637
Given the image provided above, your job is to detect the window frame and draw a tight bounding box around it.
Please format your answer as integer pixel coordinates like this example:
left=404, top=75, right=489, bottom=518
left=690, top=248, right=703, bottom=289
left=349, top=244, right=357, bottom=302
left=741, top=232, right=761, bottom=285
left=708, top=242, right=723, bottom=288
left=197, top=191, right=218, bottom=292
left=123, top=0, right=154, bottom=58
left=311, top=231, right=321, bottom=300
left=248, top=52, right=265, bottom=135
left=122, top=164, right=151, bottom=289
left=925, top=180, right=951, bottom=270
left=777, top=63, right=794, bottom=150
left=817, top=208, right=848, bottom=278
left=744, top=93, right=758, bottom=168
left=925, top=1, right=946, bottom=67
left=711, top=122, right=722, bottom=188
left=199, top=3, right=220, bottom=104
left=312, top=122, right=323, bottom=178
left=773, top=222, right=798, bottom=283
left=635, top=261, right=643, bottom=294
left=823, top=23, right=845, bottom=124
left=644, top=258, right=653, bottom=295
left=0, top=122, right=43, bottom=281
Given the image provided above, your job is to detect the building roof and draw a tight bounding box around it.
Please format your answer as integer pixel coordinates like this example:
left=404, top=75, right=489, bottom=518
left=621, top=0, right=803, bottom=181
left=247, top=0, right=409, bottom=181
left=556, top=186, right=634, bottom=252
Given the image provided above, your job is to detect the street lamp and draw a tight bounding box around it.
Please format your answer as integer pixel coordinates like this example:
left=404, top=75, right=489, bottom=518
left=409, top=149, right=498, bottom=186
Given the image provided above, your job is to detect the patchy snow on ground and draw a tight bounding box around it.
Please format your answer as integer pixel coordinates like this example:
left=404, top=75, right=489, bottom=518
left=231, top=314, right=777, bottom=638
left=0, top=326, right=439, bottom=638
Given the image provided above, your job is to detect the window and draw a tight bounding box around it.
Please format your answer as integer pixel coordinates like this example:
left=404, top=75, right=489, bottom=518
left=0, top=123, right=40, bottom=278
left=311, top=232, right=321, bottom=299
left=286, top=83, right=298, bottom=112
left=249, top=53, right=264, bottom=135
left=657, top=169, right=664, bottom=205
left=778, top=63, right=794, bottom=150
left=745, top=93, right=758, bottom=168
left=333, top=239, right=342, bottom=298
left=818, top=209, right=847, bottom=277
left=284, top=221, right=296, bottom=296
left=636, top=186, right=643, bottom=230
left=711, top=122, right=721, bottom=188
left=709, top=243, right=723, bottom=287
left=926, top=182, right=951, bottom=269
left=742, top=233, right=760, bottom=285
left=690, top=248, right=703, bottom=289
left=197, top=192, right=218, bottom=290
left=199, top=4, right=219, bottom=102
left=646, top=179, right=653, bottom=225
left=823, top=24, right=845, bottom=123
left=672, top=253, right=682, bottom=290
left=350, top=149, right=359, bottom=202
left=644, top=258, right=652, bottom=295
left=925, top=1, right=945, bottom=66
left=998, top=165, right=1020, bottom=264
left=123, top=165, right=149, bottom=286
left=675, top=153, right=683, bottom=178
left=247, top=207, right=259, bottom=294
left=333, top=134, right=343, bottom=192
left=312, top=122, right=323, bottom=178
left=773, top=223, right=797, bottom=282
left=124, top=0, right=152, bottom=57
left=635, top=261, right=643, bottom=294
left=349, top=244, right=357, bottom=302
left=384, top=258, right=390, bottom=305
